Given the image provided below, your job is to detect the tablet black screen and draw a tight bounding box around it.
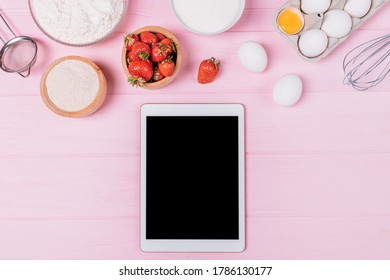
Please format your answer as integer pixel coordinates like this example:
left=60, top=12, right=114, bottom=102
left=146, top=116, right=239, bottom=240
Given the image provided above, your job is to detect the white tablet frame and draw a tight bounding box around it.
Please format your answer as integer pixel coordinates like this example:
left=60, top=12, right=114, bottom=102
left=140, top=104, right=245, bottom=252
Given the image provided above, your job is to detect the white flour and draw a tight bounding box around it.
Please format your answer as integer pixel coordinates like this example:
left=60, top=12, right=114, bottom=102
left=172, top=0, right=243, bottom=34
left=46, top=60, right=99, bottom=112
left=32, top=0, right=125, bottom=45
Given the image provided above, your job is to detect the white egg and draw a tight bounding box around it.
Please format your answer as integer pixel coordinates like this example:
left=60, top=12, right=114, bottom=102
left=238, top=41, right=268, bottom=73
left=301, top=0, right=331, bottom=14
left=344, top=0, right=372, bottom=18
left=273, top=74, right=303, bottom=107
left=321, top=10, right=352, bottom=38
left=298, top=29, right=328, bottom=58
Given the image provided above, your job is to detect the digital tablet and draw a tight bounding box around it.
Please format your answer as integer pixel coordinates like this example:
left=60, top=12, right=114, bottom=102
left=140, top=104, right=245, bottom=252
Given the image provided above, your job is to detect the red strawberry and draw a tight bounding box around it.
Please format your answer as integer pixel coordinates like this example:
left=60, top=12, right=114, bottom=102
left=155, top=33, right=166, bottom=41
left=151, top=43, right=169, bottom=63
left=140, top=32, right=158, bottom=45
left=197, top=57, right=220, bottom=84
left=128, top=60, right=153, bottom=87
left=153, top=66, right=165, bottom=82
left=158, top=57, right=175, bottom=77
left=160, top=38, right=176, bottom=55
left=129, top=42, right=150, bottom=62
left=124, top=33, right=139, bottom=51
left=127, top=52, right=137, bottom=62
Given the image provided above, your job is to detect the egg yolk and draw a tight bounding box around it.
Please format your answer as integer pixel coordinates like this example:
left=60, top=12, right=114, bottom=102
left=277, top=8, right=305, bottom=35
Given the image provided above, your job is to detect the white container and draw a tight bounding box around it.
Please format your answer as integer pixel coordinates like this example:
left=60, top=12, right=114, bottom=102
left=171, top=0, right=246, bottom=35
left=274, top=0, right=390, bottom=61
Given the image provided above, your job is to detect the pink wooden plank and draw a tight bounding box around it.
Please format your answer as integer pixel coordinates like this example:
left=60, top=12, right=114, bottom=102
left=2, top=153, right=390, bottom=218
left=2, top=90, right=390, bottom=157
left=0, top=219, right=138, bottom=260
left=1, top=216, right=390, bottom=259
left=0, top=157, right=138, bottom=217
left=246, top=216, right=390, bottom=260
left=247, top=154, right=390, bottom=216
left=0, top=94, right=140, bottom=156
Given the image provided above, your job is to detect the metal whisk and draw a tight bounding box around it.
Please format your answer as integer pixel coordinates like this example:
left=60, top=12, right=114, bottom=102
left=343, top=34, right=390, bottom=91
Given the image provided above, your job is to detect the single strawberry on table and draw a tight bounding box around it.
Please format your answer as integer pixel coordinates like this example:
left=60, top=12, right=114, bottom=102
left=158, top=57, right=175, bottom=77
left=128, top=59, right=153, bottom=87
left=151, top=43, right=169, bottom=63
left=140, top=31, right=158, bottom=45
left=197, top=57, right=220, bottom=84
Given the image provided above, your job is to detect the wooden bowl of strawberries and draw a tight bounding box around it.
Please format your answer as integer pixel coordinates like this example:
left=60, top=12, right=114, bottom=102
left=122, top=26, right=182, bottom=89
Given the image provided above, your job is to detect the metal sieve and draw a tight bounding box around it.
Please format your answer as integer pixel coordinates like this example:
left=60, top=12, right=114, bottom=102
left=0, top=11, right=37, bottom=77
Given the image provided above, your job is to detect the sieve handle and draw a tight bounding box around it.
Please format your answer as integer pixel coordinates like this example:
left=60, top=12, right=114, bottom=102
left=18, top=65, right=31, bottom=78
left=0, top=10, right=17, bottom=44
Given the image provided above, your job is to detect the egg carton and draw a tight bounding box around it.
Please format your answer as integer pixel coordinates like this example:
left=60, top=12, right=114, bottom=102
left=274, top=0, right=390, bottom=62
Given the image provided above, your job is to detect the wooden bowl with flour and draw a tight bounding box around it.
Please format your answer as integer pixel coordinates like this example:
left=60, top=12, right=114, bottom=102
left=40, top=56, right=107, bottom=118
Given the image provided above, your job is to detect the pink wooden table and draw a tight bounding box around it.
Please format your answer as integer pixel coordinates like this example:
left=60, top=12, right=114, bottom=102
left=1, top=0, right=390, bottom=260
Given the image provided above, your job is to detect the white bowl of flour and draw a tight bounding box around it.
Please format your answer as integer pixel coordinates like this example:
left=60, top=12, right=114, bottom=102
left=171, top=0, right=245, bottom=35
left=29, top=0, right=128, bottom=46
